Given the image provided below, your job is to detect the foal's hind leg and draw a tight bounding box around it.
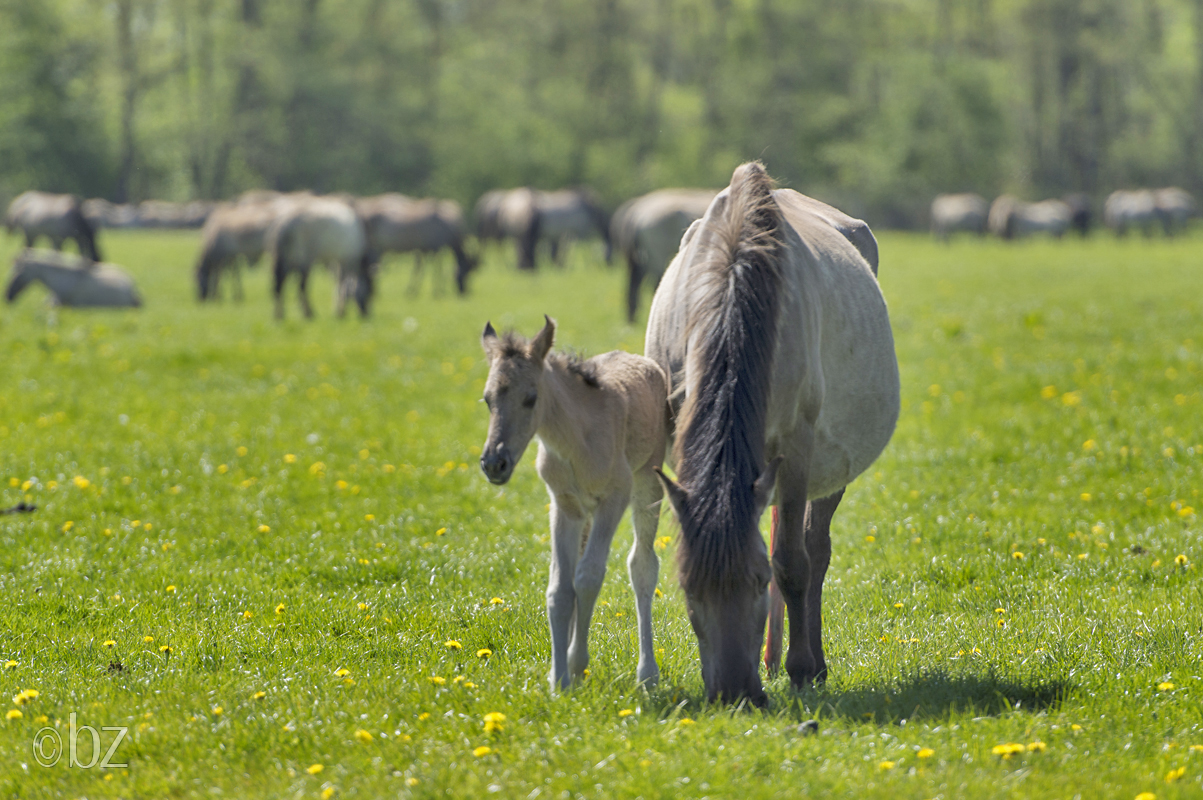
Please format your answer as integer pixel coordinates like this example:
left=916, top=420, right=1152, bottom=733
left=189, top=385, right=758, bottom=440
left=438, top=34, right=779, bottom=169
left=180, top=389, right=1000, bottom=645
left=567, top=489, right=629, bottom=682
left=628, top=469, right=662, bottom=686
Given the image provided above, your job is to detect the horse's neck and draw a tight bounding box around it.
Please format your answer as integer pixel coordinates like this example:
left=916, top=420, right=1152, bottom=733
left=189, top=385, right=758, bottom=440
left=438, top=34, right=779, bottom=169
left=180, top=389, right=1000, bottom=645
left=36, top=265, right=81, bottom=294
left=535, top=364, right=591, bottom=463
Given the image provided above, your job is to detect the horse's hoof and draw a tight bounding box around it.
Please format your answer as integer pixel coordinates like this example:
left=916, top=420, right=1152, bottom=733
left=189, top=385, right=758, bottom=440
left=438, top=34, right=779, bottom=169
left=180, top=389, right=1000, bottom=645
left=796, top=720, right=819, bottom=736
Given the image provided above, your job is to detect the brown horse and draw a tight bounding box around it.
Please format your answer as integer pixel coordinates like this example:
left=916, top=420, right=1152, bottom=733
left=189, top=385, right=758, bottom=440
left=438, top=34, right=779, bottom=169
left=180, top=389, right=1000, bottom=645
left=5, top=191, right=102, bottom=262
left=355, top=194, right=477, bottom=295
left=480, top=317, right=668, bottom=691
left=646, top=163, right=899, bottom=705
left=196, top=201, right=279, bottom=301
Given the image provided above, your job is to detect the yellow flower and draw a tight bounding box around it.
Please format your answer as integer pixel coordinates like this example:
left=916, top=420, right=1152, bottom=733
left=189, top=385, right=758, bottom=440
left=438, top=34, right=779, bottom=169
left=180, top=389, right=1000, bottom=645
left=473, top=746, right=493, bottom=757
left=283, top=454, right=297, bottom=464
left=878, top=760, right=895, bottom=770
left=306, top=764, right=323, bottom=775
left=1158, top=682, right=1176, bottom=691
left=335, top=668, right=350, bottom=677
left=892, top=602, right=904, bottom=609
left=242, top=611, right=253, bottom=619
left=364, top=514, right=375, bottom=521
left=490, top=597, right=504, bottom=605
left=406, top=778, right=419, bottom=786
left=436, top=527, right=447, bottom=536
left=236, top=446, right=248, bottom=457
left=1082, top=439, right=1096, bottom=451
left=103, top=640, right=116, bottom=648
left=483, top=712, right=506, bottom=732
left=143, top=636, right=154, bottom=643
left=3, top=661, right=16, bottom=670
left=1135, top=794, right=1156, bottom=800
left=417, top=712, right=431, bottom=721
left=1175, top=554, right=1188, bottom=566
left=6, top=709, right=21, bottom=720
left=995, top=608, right=1006, bottom=614
left=212, top=706, right=223, bottom=716
left=992, top=743, right=1025, bottom=758
left=917, top=747, right=934, bottom=759
left=618, top=709, right=634, bottom=718
left=1191, top=744, right=1203, bottom=753
left=1080, top=493, right=1092, bottom=501
left=275, top=603, right=285, bottom=615
left=253, top=691, right=266, bottom=700
left=357, top=602, right=368, bottom=611
left=336, top=480, right=348, bottom=490
left=678, top=718, right=695, bottom=726
left=258, top=524, right=271, bottom=533
left=354, top=729, right=373, bottom=743
left=1165, top=767, right=1186, bottom=783
left=166, top=585, right=177, bottom=593
left=1027, top=741, right=1046, bottom=752
left=61, top=521, right=73, bottom=532
left=309, top=462, right=326, bottom=475
left=1071, top=724, right=1082, bottom=731
left=1012, top=551, right=1025, bottom=560
left=160, top=645, right=173, bottom=654
left=321, top=788, right=335, bottom=800
left=445, top=640, right=462, bottom=650
left=1040, top=385, right=1057, bottom=399
left=429, top=676, right=446, bottom=685
left=217, top=464, right=228, bottom=474
left=73, top=476, right=90, bottom=489
left=477, top=648, right=492, bottom=659
left=654, top=587, right=664, bottom=598
left=1061, top=391, right=1082, bottom=407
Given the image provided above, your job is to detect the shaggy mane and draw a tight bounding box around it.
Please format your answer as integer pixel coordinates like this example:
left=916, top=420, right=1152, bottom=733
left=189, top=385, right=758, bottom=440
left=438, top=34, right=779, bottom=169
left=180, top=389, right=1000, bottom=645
left=497, top=330, right=600, bottom=388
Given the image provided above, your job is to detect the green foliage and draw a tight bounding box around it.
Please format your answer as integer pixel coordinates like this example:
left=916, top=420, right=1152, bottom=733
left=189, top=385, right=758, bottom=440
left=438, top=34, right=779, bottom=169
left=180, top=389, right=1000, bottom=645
left=0, top=230, right=1201, bottom=796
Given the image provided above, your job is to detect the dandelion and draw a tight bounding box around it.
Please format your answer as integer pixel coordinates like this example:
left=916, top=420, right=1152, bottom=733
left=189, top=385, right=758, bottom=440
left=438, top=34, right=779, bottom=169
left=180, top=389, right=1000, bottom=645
left=364, top=514, right=375, bottom=521
left=992, top=743, right=1025, bottom=758
left=477, top=649, right=492, bottom=659
left=160, top=645, right=172, bottom=654
left=678, top=718, right=695, bottom=726
left=335, top=668, right=350, bottom=677
left=406, top=778, right=419, bottom=786
left=1080, top=493, right=1092, bottom=502
left=166, top=585, right=177, bottom=593
left=1012, top=551, right=1025, bottom=560
left=212, top=706, right=223, bottom=716
left=429, top=676, right=446, bottom=685
left=917, top=748, right=934, bottom=759
left=1175, top=554, right=1188, bottom=566
left=1071, top=724, right=1082, bottom=731
left=995, top=608, right=1006, bottom=614
left=490, top=597, right=503, bottom=605
left=878, top=761, right=895, bottom=770
left=1027, top=741, right=1046, bottom=752
left=242, top=611, right=253, bottom=620
left=283, top=454, right=297, bottom=464
left=61, top=521, right=73, bottom=532
left=253, top=691, right=266, bottom=700
left=892, top=602, right=904, bottom=609
left=258, top=524, right=271, bottom=533
left=1062, top=391, right=1082, bottom=407
left=1040, top=385, right=1057, bottom=399
left=217, top=464, right=228, bottom=474
left=3, top=661, right=16, bottom=670
left=473, top=746, right=493, bottom=757
left=483, top=712, right=506, bottom=733
left=436, top=527, right=447, bottom=536
left=321, top=788, right=335, bottom=800
left=336, top=480, right=348, bottom=490
left=354, top=729, right=373, bottom=743
left=445, top=640, right=462, bottom=650
left=306, top=764, right=324, bottom=775
left=417, top=712, right=431, bottom=721
left=1082, top=440, right=1096, bottom=451
left=1158, top=682, right=1176, bottom=691
left=103, top=640, right=116, bottom=648
left=73, top=476, right=90, bottom=489
left=275, top=603, right=285, bottom=615
left=1191, top=745, right=1203, bottom=753
left=143, top=636, right=154, bottom=643
left=5, top=709, right=21, bottom=720
left=1166, top=767, right=1186, bottom=783
left=618, top=709, right=634, bottom=718
left=655, top=587, right=664, bottom=598
left=453, top=675, right=466, bottom=684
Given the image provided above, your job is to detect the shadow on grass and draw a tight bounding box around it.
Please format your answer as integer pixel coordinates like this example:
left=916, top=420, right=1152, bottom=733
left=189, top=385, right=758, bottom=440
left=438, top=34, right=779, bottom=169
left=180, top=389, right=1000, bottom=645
left=640, top=668, right=1073, bottom=725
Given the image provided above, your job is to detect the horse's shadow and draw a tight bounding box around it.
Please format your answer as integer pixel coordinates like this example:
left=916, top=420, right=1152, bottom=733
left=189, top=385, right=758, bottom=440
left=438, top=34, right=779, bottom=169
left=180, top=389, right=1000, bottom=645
left=642, top=668, right=1071, bottom=725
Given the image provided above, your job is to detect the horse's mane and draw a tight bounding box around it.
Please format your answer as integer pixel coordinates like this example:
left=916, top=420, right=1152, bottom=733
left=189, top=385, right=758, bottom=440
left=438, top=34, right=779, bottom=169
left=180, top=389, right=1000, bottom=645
left=674, top=162, right=784, bottom=597
left=496, top=330, right=600, bottom=388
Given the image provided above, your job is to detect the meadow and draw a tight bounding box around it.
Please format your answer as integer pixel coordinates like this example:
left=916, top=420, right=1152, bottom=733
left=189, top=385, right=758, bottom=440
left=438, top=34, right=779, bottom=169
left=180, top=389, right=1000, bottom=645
left=0, top=227, right=1201, bottom=799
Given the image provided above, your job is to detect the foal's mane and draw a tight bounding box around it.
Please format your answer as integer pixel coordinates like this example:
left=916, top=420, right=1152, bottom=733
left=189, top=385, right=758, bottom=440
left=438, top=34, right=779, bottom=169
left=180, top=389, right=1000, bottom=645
left=674, top=162, right=784, bottom=596
left=495, top=330, right=600, bottom=388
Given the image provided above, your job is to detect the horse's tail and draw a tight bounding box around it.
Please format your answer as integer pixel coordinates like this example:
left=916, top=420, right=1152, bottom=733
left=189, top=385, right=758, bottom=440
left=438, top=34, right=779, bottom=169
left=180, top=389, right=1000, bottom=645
left=703, top=161, right=783, bottom=280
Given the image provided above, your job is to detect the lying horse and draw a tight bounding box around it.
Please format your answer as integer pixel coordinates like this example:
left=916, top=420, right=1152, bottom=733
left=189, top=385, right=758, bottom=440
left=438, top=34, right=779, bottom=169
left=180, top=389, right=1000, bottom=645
left=930, top=193, right=988, bottom=240
left=479, top=316, right=668, bottom=691
left=646, top=163, right=899, bottom=705
left=610, top=188, right=716, bottom=321
left=6, top=249, right=141, bottom=308
left=355, top=194, right=477, bottom=296
left=5, top=192, right=102, bottom=262
left=196, top=200, right=281, bottom=301
left=267, top=196, right=369, bottom=319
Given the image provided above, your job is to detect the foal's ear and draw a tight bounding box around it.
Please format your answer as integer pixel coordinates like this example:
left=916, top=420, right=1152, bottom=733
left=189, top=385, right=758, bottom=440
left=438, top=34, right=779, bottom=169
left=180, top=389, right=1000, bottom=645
left=653, top=467, right=688, bottom=517
left=530, top=315, right=555, bottom=362
left=481, top=321, right=500, bottom=360
left=753, top=455, right=783, bottom=514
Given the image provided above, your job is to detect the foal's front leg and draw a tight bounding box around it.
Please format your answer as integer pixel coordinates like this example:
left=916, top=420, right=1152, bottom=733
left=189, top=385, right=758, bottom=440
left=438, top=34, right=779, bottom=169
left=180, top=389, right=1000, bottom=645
left=547, top=496, right=586, bottom=691
left=567, top=490, right=629, bottom=682
left=628, top=469, right=662, bottom=685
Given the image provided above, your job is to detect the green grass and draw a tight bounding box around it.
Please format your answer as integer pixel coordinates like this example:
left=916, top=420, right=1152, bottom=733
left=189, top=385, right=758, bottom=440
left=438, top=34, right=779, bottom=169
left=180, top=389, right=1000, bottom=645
left=0, top=228, right=1201, bottom=798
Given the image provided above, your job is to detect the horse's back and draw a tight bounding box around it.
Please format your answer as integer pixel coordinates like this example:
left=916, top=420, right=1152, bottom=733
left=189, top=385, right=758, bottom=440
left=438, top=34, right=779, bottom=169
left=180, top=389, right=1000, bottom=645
left=589, top=351, right=669, bottom=473
left=273, top=197, right=364, bottom=265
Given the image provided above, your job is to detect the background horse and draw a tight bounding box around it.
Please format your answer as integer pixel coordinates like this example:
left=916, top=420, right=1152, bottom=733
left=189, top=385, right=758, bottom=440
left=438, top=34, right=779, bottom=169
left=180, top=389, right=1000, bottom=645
left=646, top=163, right=899, bottom=705
left=267, top=196, right=369, bottom=319
left=930, top=193, right=988, bottom=240
left=6, top=249, right=141, bottom=307
left=479, top=317, right=668, bottom=692
left=610, top=188, right=716, bottom=321
left=531, top=188, right=612, bottom=267
left=1104, top=190, right=1158, bottom=236
left=355, top=194, right=477, bottom=296
left=4, top=191, right=102, bottom=262
left=196, top=200, right=280, bottom=301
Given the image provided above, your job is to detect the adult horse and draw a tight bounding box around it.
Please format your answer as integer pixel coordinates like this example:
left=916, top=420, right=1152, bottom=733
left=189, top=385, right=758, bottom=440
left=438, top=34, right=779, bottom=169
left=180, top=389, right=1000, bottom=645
left=988, top=196, right=1071, bottom=239
left=267, top=196, right=369, bottom=319
left=611, top=188, right=716, bottom=322
left=533, top=188, right=612, bottom=267
left=4, top=192, right=102, bottom=262
left=196, top=200, right=280, bottom=301
left=6, top=249, right=141, bottom=308
left=1153, top=187, right=1196, bottom=236
left=355, top=194, right=477, bottom=295
left=494, top=188, right=541, bottom=270
left=1104, top=190, right=1158, bottom=236
left=646, top=163, right=899, bottom=705
left=930, top=193, right=988, bottom=240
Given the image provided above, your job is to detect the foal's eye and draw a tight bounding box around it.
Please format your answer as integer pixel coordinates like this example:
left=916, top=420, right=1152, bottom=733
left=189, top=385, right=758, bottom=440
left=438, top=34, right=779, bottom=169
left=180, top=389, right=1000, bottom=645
left=522, top=393, right=537, bottom=409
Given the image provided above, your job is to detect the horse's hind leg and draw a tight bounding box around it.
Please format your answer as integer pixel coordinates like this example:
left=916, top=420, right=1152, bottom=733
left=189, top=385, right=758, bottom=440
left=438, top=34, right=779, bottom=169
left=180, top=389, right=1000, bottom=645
left=547, top=497, right=587, bottom=691
left=567, top=490, right=628, bottom=683
left=298, top=267, right=314, bottom=319
left=801, top=489, right=844, bottom=685
left=273, top=262, right=287, bottom=320
left=407, top=254, right=423, bottom=297
left=628, top=469, right=662, bottom=686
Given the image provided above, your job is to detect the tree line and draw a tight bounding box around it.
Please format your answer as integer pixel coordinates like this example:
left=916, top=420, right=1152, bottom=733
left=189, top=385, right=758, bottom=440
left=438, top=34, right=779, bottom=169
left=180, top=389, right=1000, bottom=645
left=3, top=0, right=1202, bottom=228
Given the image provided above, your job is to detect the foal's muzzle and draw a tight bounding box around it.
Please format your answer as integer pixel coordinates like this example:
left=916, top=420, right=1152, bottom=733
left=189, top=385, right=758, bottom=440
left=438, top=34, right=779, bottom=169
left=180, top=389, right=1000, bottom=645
left=480, top=445, right=513, bottom=485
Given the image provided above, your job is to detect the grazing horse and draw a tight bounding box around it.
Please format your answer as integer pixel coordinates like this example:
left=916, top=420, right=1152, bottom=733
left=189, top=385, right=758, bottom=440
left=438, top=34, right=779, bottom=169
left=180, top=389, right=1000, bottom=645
left=532, top=189, right=612, bottom=267
left=267, top=196, right=369, bottom=319
left=479, top=317, right=669, bottom=692
left=493, top=188, right=541, bottom=270
left=1062, top=193, right=1092, bottom=236
left=988, top=196, right=1071, bottom=239
left=646, top=163, right=899, bottom=705
left=355, top=194, right=477, bottom=296
left=4, top=192, right=102, bottom=262
left=1153, top=187, right=1196, bottom=236
left=196, top=201, right=280, bottom=301
left=6, top=249, right=141, bottom=308
left=1105, top=190, right=1159, bottom=236
left=610, top=188, right=716, bottom=322
left=930, top=193, right=988, bottom=240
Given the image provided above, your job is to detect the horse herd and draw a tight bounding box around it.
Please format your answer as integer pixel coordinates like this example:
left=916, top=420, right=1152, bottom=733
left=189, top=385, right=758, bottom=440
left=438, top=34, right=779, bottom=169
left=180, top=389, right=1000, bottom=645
left=931, top=188, right=1197, bottom=240
left=3, top=186, right=725, bottom=320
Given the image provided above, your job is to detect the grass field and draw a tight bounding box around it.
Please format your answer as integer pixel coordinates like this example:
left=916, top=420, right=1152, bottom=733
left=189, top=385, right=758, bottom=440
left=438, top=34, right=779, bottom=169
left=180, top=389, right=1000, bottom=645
left=0, top=227, right=1201, bottom=799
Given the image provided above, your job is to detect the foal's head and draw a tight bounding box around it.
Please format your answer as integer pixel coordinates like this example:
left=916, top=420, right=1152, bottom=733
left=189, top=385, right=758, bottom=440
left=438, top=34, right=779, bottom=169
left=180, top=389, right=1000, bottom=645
left=479, top=316, right=555, bottom=485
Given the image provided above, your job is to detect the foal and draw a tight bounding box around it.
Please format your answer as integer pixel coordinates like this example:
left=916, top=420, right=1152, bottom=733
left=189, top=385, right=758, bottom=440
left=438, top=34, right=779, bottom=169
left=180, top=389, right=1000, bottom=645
left=480, top=316, right=667, bottom=690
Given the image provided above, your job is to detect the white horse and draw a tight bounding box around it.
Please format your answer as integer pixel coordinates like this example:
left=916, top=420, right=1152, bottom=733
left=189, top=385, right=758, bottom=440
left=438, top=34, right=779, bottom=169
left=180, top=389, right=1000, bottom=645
left=5, top=192, right=102, bottom=262
left=6, top=249, right=141, bottom=308
left=646, top=163, right=899, bottom=704
left=930, top=193, right=988, bottom=239
left=267, top=196, right=369, bottom=319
